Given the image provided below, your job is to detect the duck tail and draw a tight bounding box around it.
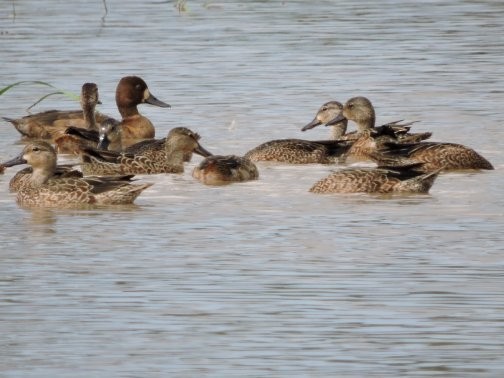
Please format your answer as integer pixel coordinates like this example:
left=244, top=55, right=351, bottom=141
left=398, top=167, right=443, bottom=193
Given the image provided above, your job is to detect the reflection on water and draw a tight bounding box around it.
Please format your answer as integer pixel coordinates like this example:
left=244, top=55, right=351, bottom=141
left=0, top=0, right=503, bottom=376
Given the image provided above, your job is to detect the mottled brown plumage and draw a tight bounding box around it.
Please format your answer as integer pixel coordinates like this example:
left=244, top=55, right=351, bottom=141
left=326, top=96, right=432, bottom=142
left=193, top=155, right=259, bottom=185
left=244, top=101, right=351, bottom=164
left=3, top=83, right=108, bottom=139
left=245, top=139, right=353, bottom=164
left=79, top=127, right=212, bottom=175
left=373, top=141, right=494, bottom=172
left=310, top=165, right=441, bottom=194
left=1, top=141, right=152, bottom=207
left=8, top=164, right=82, bottom=193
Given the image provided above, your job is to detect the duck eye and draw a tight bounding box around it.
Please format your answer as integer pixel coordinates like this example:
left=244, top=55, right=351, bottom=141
left=32, top=147, right=40, bottom=152
left=321, top=107, right=327, bottom=112
left=348, top=104, right=354, bottom=109
left=135, top=84, right=142, bottom=90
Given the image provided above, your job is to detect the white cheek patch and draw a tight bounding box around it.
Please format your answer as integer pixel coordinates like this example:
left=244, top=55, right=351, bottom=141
left=143, top=89, right=151, bottom=101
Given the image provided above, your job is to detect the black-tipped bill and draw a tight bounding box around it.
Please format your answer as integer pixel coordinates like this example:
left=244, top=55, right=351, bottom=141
left=144, top=92, right=171, bottom=108
left=301, top=118, right=323, bottom=132
left=2, top=153, right=27, bottom=168
left=326, top=113, right=347, bottom=126
left=194, top=143, right=213, bottom=158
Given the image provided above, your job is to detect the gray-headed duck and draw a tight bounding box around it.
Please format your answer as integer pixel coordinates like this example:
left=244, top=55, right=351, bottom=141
left=245, top=101, right=352, bottom=164
left=2, top=141, right=152, bottom=207
left=79, top=127, right=212, bottom=176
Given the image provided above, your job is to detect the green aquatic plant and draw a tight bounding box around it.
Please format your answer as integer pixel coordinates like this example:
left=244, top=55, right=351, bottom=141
left=0, top=81, right=79, bottom=112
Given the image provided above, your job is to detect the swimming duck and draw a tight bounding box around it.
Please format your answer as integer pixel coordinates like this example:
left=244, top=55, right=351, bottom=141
left=309, top=164, right=441, bottom=194
left=302, top=98, right=430, bottom=142
left=53, top=82, right=102, bottom=154
left=2, top=82, right=108, bottom=139
left=244, top=101, right=352, bottom=164
left=371, top=141, right=494, bottom=172
left=322, top=96, right=432, bottom=162
left=79, top=127, right=212, bottom=175
left=329, top=97, right=493, bottom=171
left=7, top=164, right=83, bottom=193
left=3, top=76, right=170, bottom=146
left=1, top=141, right=152, bottom=207
left=300, top=101, right=348, bottom=139
left=114, top=76, right=170, bottom=147
left=192, top=155, right=259, bottom=185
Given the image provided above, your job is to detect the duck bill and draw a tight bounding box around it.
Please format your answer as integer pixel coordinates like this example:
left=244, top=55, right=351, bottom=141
left=144, top=90, right=171, bottom=108
left=1, top=153, right=27, bottom=168
left=194, top=143, right=213, bottom=157
left=326, top=113, right=347, bottom=126
left=301, top=118, right=322, bottom=131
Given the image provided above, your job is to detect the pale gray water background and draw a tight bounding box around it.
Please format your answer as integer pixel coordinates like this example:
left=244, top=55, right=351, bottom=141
left=0, top=0, right=503, bottom=376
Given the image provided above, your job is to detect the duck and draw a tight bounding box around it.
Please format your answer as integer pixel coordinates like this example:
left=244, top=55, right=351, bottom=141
left=114, top=76, right=170, bottom=147
left=7, top=164, right=83, bottom=193
left=1, top=141, right=152, bottom=207
left=3, top=76, right=170, bottom=147
left=328, top=97, right=493, bottom=171
left=371, top=141, right=494, bottom=172
left=79, top=127, right=212, bottom=176
left=53, top=82, right=102, bottom=154
left=244, top=101, right=353, bottom=164
left=302, top=98, right=429, bottom=142
left=192, top=155, right=259, bottom=185
left=309, top=164, right=441, bottom=194
left=309, top=96, right=432, bottom=163
left=2, top=83, right=108, bottom=139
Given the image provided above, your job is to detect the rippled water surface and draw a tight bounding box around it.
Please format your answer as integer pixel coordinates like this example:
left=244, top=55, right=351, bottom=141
left=1, top=1, right=503, bottom=376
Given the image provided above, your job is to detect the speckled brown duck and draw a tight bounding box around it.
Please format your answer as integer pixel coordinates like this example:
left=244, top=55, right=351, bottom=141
left=244, top=101, right=353, bottom=164
left=302, top=98, right=429, bottom=142
left=1, top=141, right=152, bottom=207
left=3, top=82, right=108, bottom=139
left=314, top=96, right=432, bottom=162
left=3, top=76, right=170, bottom=147
left=371, top=140, right=494, bottom=172
left=192, top=155, right=259, bottom=185
left=7, top=164, right=82, bottom=193
left=79, top=127, right=212, bottom=176
left=329, top=97, right=493, bottom=171
left=310, top=164, right=441, bottom=194
left=325, top=96, right=431, bottom=142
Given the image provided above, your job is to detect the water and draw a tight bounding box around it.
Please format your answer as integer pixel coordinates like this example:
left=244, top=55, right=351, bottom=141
left=1, top=1, right=503, bottom=376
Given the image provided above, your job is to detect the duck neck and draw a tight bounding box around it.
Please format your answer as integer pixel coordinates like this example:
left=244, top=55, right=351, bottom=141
left=355, top=110, right=375, bottom=133
left=164, top=140, right=185, bottom=167
left=329, top=122, right=348, bottom=140
left=118, top=105, right=140, bottom=119
left=82, top=102, right=97, bottom=131
left=30, top=164, right=55, bottom=186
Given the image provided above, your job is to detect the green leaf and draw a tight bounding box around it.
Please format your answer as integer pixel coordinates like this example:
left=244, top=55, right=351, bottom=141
left=0, top=80, right=80, bottom=110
